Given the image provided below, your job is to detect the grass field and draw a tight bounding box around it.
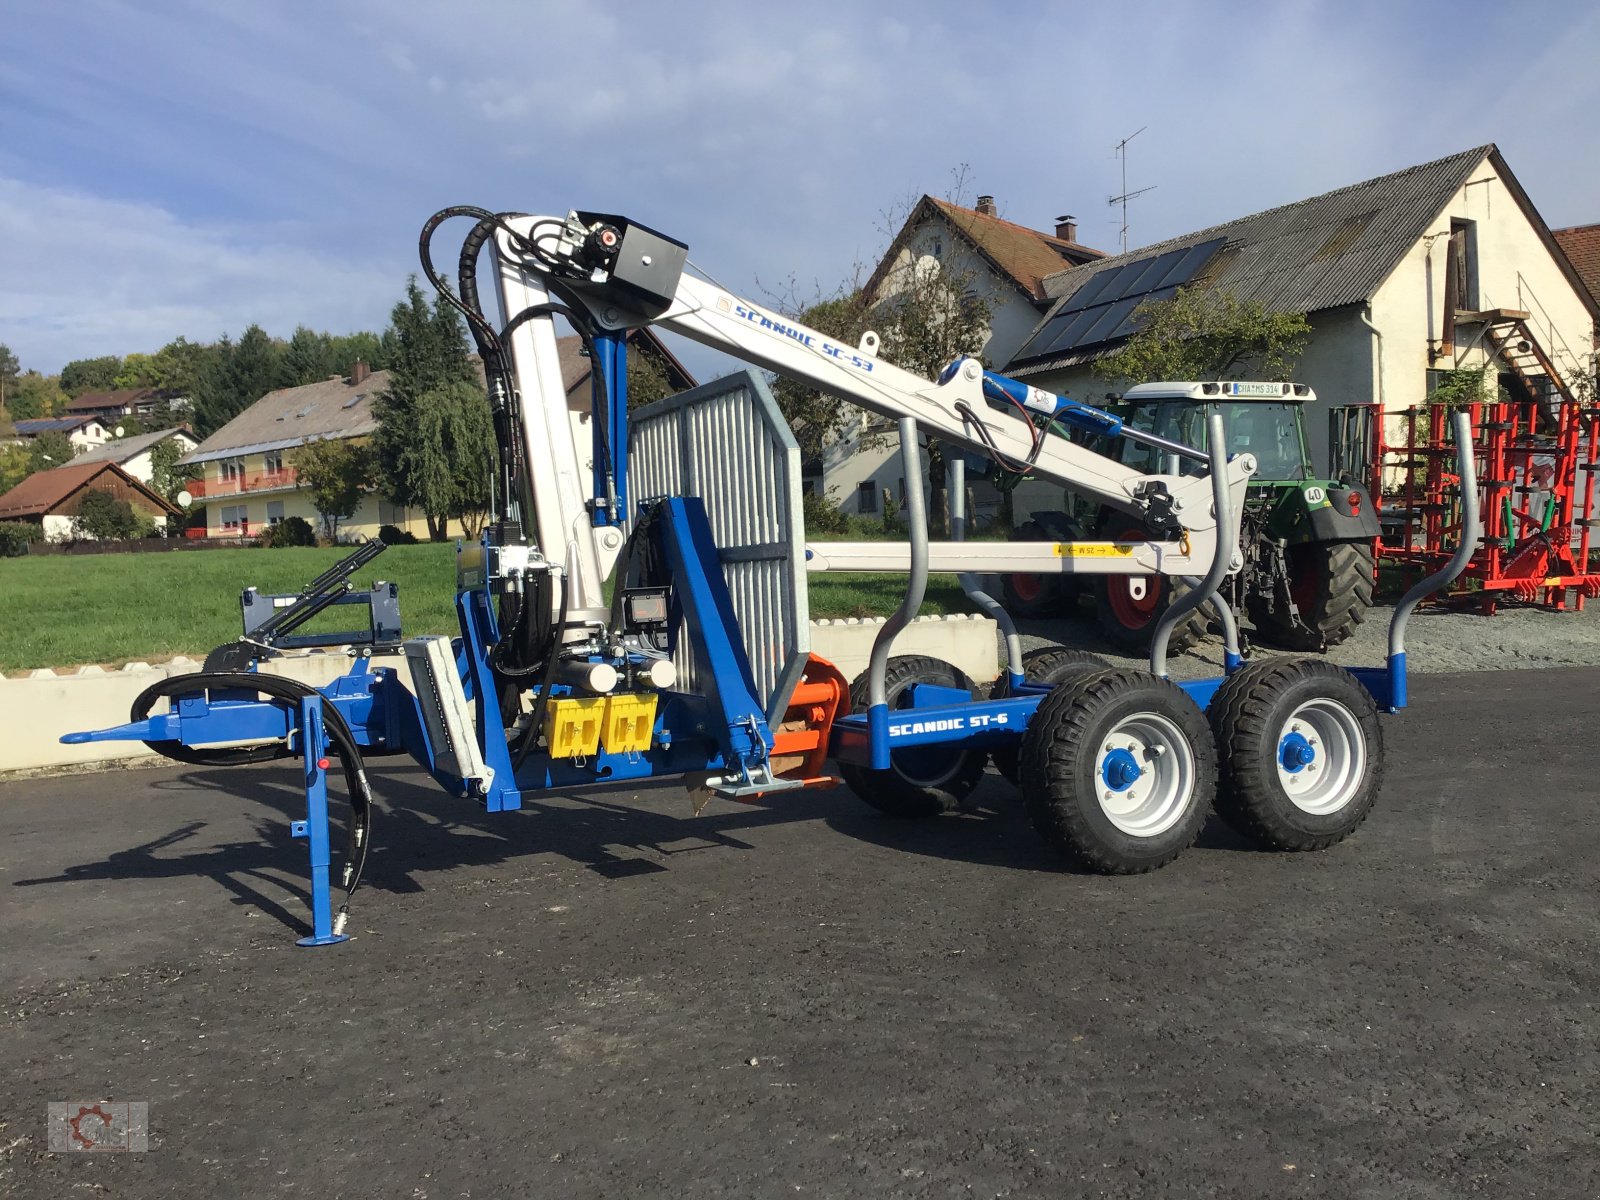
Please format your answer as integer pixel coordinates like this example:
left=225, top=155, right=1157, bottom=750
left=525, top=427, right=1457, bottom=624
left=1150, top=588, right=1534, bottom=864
left=0, top=544, right=977, bottom=671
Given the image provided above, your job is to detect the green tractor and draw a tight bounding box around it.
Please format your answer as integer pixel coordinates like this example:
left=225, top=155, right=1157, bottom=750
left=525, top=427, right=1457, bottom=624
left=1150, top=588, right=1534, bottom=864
left=1004, top=382, right=1379, bottom=653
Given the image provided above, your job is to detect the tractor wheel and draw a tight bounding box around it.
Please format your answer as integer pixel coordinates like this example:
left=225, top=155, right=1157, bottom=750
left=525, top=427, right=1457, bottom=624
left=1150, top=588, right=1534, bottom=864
left=1250, top=540, right=1375, bottom=650
left=989, top=646, right=1112, bottom=783
left=1001, top=520, right=1077, bottom=617
left=1019, top=667, right=1215, bottom=873
left=1091, top=524, right=1205, bottom=653
left=839, top=655, right=987, bottom=818
left=1208, top=658, right=1384, bottom=850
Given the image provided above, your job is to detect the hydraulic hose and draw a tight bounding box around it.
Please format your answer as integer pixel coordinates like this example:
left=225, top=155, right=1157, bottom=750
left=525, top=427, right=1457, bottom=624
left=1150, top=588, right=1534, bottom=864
left=129, top=672, right=374, bottom=913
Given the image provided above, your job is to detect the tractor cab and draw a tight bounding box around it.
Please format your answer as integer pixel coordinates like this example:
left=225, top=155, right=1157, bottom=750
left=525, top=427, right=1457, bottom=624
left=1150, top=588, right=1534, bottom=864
left=1114, top=381, right=1315, bottom=483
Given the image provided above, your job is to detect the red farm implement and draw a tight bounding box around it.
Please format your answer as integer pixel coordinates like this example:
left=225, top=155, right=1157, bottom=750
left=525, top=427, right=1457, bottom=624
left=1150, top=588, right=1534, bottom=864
left=1336, top=312, right=1600, bottom=614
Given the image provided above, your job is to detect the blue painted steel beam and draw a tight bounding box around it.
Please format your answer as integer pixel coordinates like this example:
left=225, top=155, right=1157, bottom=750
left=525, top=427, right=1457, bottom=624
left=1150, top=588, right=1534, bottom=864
left=293, top=693, right=349, bottom=947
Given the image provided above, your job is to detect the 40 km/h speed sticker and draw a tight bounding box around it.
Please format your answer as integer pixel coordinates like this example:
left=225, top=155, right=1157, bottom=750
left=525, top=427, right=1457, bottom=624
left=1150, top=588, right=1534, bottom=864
left=1052, top=542, right=1138, bottom=558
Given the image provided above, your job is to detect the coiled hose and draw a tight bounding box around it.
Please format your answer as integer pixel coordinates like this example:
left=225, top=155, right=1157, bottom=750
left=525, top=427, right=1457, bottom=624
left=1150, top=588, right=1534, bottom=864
left=129, top=672, right=374, bottom=921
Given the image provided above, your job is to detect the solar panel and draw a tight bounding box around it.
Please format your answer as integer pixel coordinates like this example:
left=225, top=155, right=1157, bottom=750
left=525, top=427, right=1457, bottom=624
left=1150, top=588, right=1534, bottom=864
left=1011, top=236, right=1226, bottom=364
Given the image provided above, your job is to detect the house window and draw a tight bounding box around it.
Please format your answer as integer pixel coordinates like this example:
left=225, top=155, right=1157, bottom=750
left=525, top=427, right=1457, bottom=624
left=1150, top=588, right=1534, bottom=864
left=378, top=500, right=408, bottom=526
left=263, top=451, right=284, bottom=475
left=219, top=504, right=247, bottom=530
left=856, top=480, right=878, bottom=514
left=266, top=501, right=285, bottom=525
left=221, top=458, right=244, bottom=481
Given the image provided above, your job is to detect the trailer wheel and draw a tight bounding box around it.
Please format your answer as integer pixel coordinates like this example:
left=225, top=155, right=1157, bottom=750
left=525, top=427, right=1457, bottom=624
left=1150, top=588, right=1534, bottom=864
left=1020, top=668, right=1215, bottom=873
left=989, top=646, right=1111, bottom=784
left=839, top=656, right=987, bottom=818
left=1091, top=524, right=1204, bottom=653
left=1208, top=658, right=1384, bottom=850
left=1249, top=540, right=1375, bottom=650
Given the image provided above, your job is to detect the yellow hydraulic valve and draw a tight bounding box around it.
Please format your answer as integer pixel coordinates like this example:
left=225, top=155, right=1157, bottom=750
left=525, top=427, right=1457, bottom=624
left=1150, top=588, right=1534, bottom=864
left=542, top=693, right=659, bottom=759
left=543, top=696, right=605, bottom=759
left=601, top=693, right=658, bottom=755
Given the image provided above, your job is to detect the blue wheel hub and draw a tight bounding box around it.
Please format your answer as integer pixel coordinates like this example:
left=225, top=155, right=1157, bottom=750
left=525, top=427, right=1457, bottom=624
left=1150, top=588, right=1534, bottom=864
left=1278, top=732, right=1316, bottom=772
left=1101, top=747, right=1142, bottom=792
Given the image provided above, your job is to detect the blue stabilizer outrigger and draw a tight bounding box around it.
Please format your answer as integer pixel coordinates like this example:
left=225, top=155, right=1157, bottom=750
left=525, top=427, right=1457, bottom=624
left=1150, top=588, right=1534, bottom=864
left=58, top=201, right=1484, bottom=941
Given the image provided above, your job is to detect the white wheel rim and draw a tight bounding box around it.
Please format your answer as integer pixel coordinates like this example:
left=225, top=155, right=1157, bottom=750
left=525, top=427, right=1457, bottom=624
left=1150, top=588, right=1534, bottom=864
left=1094, top=712, right=1195, bottom=838
left=1275, top=698, right=1366, bottom=815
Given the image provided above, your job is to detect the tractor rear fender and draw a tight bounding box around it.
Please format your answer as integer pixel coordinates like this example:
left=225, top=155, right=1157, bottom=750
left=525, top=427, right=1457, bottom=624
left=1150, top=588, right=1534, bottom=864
left=1271, top=482, right=1380, bottom=545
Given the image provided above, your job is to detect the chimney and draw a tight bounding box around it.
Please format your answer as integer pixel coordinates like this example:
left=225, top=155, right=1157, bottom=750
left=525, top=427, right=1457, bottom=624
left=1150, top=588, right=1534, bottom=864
left=975, top=195, right=996, bottom=216
left=350, top=359, right=370, bottom=386
left=1055, top=214, right=1078, bottom=243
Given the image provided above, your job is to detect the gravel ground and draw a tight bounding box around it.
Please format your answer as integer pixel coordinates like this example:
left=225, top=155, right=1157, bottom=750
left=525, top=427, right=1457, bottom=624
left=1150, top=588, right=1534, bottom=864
left=1007, top=596, right=1600, bottom=681
left=3, top=668, right=1599, bottom=1197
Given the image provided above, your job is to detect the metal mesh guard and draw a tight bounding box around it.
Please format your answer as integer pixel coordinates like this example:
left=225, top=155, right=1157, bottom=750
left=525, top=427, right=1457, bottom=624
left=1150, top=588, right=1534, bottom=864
left=629, top=370, right=809, bottom=721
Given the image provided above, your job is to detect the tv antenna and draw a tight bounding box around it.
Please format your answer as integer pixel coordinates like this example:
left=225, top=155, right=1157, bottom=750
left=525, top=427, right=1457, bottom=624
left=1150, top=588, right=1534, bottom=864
left=1109, top=126, right=1156, bottom=254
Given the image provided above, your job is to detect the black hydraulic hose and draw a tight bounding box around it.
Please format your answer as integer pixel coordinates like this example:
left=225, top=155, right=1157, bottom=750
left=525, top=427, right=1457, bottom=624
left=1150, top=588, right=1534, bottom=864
left=512, top=570, right=569, bottom=773
left=130, top=672, right=374, bottom=907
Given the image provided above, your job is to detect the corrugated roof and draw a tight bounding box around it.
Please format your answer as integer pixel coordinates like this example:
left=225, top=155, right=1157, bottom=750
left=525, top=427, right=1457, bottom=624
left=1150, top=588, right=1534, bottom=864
left=13, top=415, right=99, bottom=435
left=181, top=370, right=393, bottom=465
left=73, top=427, right=197, bottom=466
left=865, top=196, right=1105, bottom=305
left=1009, top=146, right=1496, bottom=374
left=1554, top=224, right=1600, bottom=308
left=0, top=460, right=175, bottom=520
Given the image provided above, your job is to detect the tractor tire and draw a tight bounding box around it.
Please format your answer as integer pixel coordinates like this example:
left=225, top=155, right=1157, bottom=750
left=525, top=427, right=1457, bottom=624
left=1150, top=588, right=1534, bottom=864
left=1001, top=520, right=1077, bottom=617
left=1091, top=522, right=1205, bottom=654
left=1249, top=540, right=1375, bottom=651
left=1019, top=667, right=1215, bottom=873
left=839, top=655, right=988, bottom=818
left=1208, top=657, right=1385, bottom=851
left=988, top=646, right=1112, bottom=784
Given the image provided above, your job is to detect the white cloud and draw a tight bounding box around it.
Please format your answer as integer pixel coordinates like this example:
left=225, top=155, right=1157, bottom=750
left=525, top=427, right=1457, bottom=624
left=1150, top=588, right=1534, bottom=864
left=0, top=178, right=400, bottom=371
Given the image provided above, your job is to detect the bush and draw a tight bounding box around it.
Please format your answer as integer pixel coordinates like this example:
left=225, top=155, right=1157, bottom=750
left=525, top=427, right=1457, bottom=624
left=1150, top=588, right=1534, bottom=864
left=0, top=521, right=42, bottom=557
left=378, top=523, right=419, bottom=545
left=801, top=487, right=850, bottom=535
left=262, top=515, right=317, bottom=548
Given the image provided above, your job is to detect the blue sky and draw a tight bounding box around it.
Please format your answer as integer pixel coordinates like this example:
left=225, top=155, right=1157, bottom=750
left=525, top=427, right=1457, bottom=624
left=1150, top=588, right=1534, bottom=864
left=3, top=0, right=1597, bottom=375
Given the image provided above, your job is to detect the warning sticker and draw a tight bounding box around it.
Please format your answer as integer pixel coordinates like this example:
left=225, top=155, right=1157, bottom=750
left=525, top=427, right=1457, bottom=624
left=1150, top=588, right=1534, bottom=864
left=1052, top=542, right=1138, bottom=558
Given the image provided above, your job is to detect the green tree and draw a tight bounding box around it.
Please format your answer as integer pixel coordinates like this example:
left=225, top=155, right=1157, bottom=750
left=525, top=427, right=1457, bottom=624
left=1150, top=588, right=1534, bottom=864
left=149, top=436, right=200, bottom=505
left=73, top=488, right=147, bottom=539
left=27, top=430, right=75, bottom=474
left=373, top=278, right=488, bottom=540
left=191, top=325, right=290, bottom=436
left=0, top=444, right=30, bottom=494
left=284, top=326, right=336, bottom=385
left=770, top=290, right=872, bottom=464
left=626, top=347, right=675, bottom=410
left=5, top=371, right=68, bottom=420
left=1093, top=286, right=1311, bottom=385
left=113, top=337, right=207, bottom=393
left=291, top=437, right=373, bottom=539
left=0, top=344, right=18, bottom=416
left=60, top=355, right=123, bottom=397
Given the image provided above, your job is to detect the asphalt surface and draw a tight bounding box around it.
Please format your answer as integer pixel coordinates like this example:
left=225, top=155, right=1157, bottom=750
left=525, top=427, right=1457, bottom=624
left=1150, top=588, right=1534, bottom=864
left=2, top=668, right=1598, bottom=1198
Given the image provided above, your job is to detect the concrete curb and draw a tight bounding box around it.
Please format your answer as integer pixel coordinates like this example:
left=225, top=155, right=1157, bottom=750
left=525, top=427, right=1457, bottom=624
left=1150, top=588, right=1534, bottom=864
left=0, top=614, right=997, bottom=775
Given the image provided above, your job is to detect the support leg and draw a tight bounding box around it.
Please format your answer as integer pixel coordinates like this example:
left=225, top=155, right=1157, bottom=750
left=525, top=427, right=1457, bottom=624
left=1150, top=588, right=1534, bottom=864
left=294, top=694, right=349, bottom=948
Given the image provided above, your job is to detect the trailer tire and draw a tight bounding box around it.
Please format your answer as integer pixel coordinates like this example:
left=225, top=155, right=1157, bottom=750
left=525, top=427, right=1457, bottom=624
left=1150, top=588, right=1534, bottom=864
left=989, top=647, right=1111, bottom=784
left=839, top=656, right=987, bottom=818
left=1250, top=540, right=1374, bottom=650
left=1209, top=658, right=1384, bottom=850
left=1020, top=668, right=1214, bottom=873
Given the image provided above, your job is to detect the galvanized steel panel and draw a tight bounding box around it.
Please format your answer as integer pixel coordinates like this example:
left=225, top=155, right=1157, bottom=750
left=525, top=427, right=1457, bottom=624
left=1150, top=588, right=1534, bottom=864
left=629, top=370, right=809, bottom=721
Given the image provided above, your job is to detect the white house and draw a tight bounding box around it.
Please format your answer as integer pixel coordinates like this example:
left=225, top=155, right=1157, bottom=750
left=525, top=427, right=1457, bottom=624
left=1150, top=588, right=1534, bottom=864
left=71, top=426, right=199, bottom=486
left=9, top=415, right=112, bottom=454
left=1005, top=145, right=1599, bottom=480
left=810, top=195, right=1104, bottom=516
